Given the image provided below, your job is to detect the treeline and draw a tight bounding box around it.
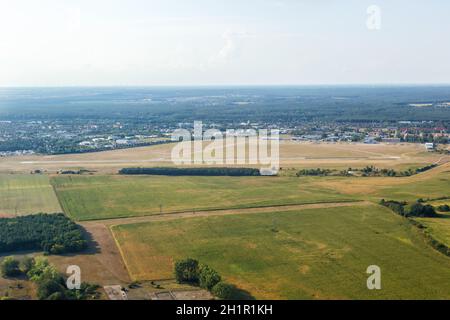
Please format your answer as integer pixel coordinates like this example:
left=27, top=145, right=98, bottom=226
left=360, top=164, right=438, bottom=177
left=1, top=256, right=99, bottom=300
left=380, top=199, right=450, bottom=257
left=402, top=134, right=448, bottom=144
left=296, top=164, right=439, bottom=178
left=380, top=199, right=438, bottom=218
left=296, top=168, right=331, bottom=176
left=0, top=214, right=87, bottom=254
left=119, top=167, right=261, bottom=176
left=0, top=138, right=171, bottom=155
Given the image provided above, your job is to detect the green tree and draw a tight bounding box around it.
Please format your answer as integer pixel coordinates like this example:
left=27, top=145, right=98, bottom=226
left=407, top=202, right=437, bottom=217
left=27, top=257, right=59, bottom=282
left=0, top=257, right=21, bottom=277
left=199, top=264, right=221, bottom=290
left=37, top=278, right=66, bottom=300
left=174, top=258, right=199, bottom=284
left=211, top=282, right=235, bottom=300
left=19, top=256, right=35, bottom=274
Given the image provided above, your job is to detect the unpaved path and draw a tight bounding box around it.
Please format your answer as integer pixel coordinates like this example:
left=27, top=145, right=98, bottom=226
left=82, top=200, right=372, bottom=228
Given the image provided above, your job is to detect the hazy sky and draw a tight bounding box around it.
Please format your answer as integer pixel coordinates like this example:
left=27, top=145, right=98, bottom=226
left=1, top=0, right=449, bottom=86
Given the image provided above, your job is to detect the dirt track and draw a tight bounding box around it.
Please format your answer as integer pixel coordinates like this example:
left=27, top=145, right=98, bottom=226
left=82, top=200, right=372, bottom=228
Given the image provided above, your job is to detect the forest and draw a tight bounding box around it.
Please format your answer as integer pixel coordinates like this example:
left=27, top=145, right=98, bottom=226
left=119, top=167, right=261, bottom=176
left=0, top=214, right=87, bottom=254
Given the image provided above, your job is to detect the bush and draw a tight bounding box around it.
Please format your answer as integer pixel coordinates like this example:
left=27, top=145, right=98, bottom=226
left=199, top=265, right=221, bottom=290
left=0, top=257, right=21, bottom=277
left=37, top=278, right=66, bottom=300
left=407, top=202, right=437, bottom=217
left=46, top=291, right=66, bottom=300
left=19, top=257, right=35, bottom=274
left=174, top=258, right=199, bottom=284
left=296, top=168, right=331, bottom=176
left=211, top=282, right=235, bottom=300
left=27, top=257, right=59, bottom=282
left=437, top=204, right=450, bottom=212
left=380, top=199, right=406, bottom=216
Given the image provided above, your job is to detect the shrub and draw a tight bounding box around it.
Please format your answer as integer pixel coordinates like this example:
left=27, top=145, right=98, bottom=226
left=407, top=202, right=437, bottom=217
left=211, top=282, right=235, bottom=300
left=380, top=199, right=406, bottom=216
left=19, top=257, right=35, bottom=274
left=199, top=265, right=221, bottom=290
left=437, top=204, right=450, bottom=212
left=174, top=258, right=199, bottom=284
left=37, top=278, right=67, bottom=300
left=27, top=257, right=59, bottom=282
left=296, top=168, right=331, bottom=176
left=0, top=257, right=21, bottom=277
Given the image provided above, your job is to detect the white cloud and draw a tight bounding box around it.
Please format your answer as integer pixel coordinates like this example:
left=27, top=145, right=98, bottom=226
left=208, top=29, right=251, bottom=67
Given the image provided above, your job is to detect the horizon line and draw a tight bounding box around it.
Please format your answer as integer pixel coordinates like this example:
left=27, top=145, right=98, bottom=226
left=2, top=83, right=450, bottom=89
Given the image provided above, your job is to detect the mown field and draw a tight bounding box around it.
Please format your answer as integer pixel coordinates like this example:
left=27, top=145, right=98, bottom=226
left=0, top=174, right=61, bottom=216
left=51, top=175, right=358, bottom=221
left=112, top=203, right=450, bottom=299
left=313, top=162, right=450, bottom=202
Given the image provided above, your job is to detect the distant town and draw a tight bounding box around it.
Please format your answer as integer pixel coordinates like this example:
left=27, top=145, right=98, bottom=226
left=0, top=118, right=448, bottom=156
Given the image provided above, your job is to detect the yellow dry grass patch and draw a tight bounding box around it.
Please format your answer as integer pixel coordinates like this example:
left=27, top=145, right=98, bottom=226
left=0, top=141, right=441, bottom=174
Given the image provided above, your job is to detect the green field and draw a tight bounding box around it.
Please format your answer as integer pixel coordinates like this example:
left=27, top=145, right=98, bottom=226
left=112, top=204, right=450, bottom=299
left=416, top=197, right=450, bottom=248
left=51, top=175, right=358, bottom=221
left=0, top=174, right=61, bottom=216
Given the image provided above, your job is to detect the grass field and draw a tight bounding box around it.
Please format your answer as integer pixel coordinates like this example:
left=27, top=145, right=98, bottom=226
left=51, top=162, right=449, bottom=221
left=313, top=162, right=450, bottom=202
left=0, top=141, right=441, bottom=174
left=51, top=175, right=358, bottom=221
left=0, top=174, right=61, bottom=216
left=415, top=198, right=450, bottom=248
left=112, top=204, right=450, bottom=299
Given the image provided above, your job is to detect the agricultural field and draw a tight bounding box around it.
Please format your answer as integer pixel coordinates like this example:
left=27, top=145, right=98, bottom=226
left=51, top=175, right=358, bottom=221
left=416, top=214, right=450, bottom=248
left=312, top=162, right=450, bottom=202
left=0, top=174, right=61, bottom=216
left=51, top=161, right=449, bottom=221
left=112, top=203, right=450, bottom=299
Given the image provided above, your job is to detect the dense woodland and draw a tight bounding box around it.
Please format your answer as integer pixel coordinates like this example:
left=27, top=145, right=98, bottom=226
left=0, top=214, right=87, bottom=254
left=2, top=86, right=450, bottom=122
left=119, top=167, right=261, bottom=176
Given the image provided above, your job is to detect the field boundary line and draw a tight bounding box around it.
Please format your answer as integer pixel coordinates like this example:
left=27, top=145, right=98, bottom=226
left=50, top=178, right=69, bottom=218
left=78, top=199, right=363, bottom=223
left=109, top=225, right=135, bottom=282
left=93, top=200, right=372, bottom=227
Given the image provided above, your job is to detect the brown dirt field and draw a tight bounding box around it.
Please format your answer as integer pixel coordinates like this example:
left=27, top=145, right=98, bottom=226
left=48, top=222, right=131, bottom=286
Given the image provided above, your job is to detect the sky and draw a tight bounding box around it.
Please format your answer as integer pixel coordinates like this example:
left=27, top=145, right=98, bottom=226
left=1, top=0, right=449, bottom=86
